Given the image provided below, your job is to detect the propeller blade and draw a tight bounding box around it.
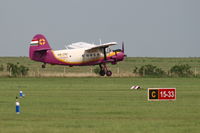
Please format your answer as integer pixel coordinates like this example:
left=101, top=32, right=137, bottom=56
left=122, top=42, right=124, bottom=53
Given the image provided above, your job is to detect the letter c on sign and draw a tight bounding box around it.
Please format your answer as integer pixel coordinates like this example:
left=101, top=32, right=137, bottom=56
left=152, top=91, right=156, bottom=98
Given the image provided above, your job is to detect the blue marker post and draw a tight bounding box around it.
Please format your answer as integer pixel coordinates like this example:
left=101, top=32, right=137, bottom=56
left=19, top=91, right=23, bottom=98
left=16, top=97, right=20, bottom=114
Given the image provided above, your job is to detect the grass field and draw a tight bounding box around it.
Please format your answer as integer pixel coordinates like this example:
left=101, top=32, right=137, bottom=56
left=0, top=77, right=200, bottom=133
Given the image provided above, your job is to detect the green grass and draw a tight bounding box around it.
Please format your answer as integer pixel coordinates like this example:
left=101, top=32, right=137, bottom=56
left=0, top=77, right=200, bottom=133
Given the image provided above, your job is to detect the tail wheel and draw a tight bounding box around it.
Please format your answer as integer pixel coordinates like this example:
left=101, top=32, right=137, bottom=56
left=106, top=70, right=112, bottom=76
left=42, top=64, right=46, bottom=68
left=99, top=70, right=106, bottom=76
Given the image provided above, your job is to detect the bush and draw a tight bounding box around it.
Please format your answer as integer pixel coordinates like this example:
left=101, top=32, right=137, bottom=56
left=93, top=67, right=100, bottom=75
left=19, top=65, right=29, bottom=76
left=133, top=66, right=138, bottom=73
left=134, top=64, right=166, bottom=77
left=0, top=64, right=3, bottom=71
left=170, top=64, right=193, bottom=77
left=7, top=63, right=29, bottom=77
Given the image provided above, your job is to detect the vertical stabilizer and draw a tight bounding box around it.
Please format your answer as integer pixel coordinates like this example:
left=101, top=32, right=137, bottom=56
left=29, top=34, right=51, bottom=61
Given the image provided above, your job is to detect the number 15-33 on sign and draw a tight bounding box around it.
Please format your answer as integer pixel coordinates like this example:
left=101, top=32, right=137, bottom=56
left=148, top=88, right=176, bottom=101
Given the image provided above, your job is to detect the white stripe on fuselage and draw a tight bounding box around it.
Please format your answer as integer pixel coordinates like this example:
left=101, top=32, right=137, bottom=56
left=53, top=48, right=103, bottom=63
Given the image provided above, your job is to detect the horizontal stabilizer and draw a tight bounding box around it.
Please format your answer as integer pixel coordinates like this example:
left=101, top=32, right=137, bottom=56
left=34, top=48, right=51, bottom=51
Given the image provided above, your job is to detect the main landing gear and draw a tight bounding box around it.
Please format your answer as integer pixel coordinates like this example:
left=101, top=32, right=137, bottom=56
left=99, top=64, right=112, bottom=77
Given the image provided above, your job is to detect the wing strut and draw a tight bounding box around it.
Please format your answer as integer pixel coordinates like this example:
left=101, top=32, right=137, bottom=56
left=103, top=47, right=107, bottom=60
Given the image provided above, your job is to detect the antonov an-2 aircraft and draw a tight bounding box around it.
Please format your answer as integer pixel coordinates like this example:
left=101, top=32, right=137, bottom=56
left=29, top=34, right=125, bottom=76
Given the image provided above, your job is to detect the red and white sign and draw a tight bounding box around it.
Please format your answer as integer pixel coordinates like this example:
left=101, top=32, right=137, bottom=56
left=148, top=88, right=176, bottom=101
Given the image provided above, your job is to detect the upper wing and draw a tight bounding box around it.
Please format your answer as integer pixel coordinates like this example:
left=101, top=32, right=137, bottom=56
left=85, top=42, right=117, bottom=51
left=66, top=42, right=95, bottom=49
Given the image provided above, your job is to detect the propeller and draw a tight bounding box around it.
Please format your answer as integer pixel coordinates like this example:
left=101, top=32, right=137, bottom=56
left=122, top=41, right=127, bottom=57
left=122, top=41, right=124, bottom=53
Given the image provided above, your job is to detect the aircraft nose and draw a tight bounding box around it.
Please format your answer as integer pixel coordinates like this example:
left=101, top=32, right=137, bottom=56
left=117, top=52, right=125, bottom=61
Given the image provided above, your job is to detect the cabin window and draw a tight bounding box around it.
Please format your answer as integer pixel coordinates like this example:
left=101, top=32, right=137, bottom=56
left=82, top=54, right=84, bottom=57
left=106, top=48, right=111, bottom=53
left=97, top=53, right=100, bottom=56
left=90, top=54, right=92, bottom=57
left=86, top=54, right=89, bottom=57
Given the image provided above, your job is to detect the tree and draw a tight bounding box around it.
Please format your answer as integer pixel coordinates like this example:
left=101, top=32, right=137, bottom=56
left=93, top=67, right=100, bottom=75
left=170, top=64, right=193, bottom=77
left=0, top=64, right=4, bottom=71
left=134, top=64, right=166, bottom=77
left=19, top=65, right=29, bottom=76
left=7, top=63, right=29, bottom=77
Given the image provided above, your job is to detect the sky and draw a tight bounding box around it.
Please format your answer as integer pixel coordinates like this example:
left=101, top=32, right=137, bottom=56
left=0, top=0, right=200, bottom=57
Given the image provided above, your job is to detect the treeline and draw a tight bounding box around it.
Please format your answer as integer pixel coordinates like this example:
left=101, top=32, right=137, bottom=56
left=0, top=63, right=29, bottom=77
left=0, top=63, right=198, bottom=77
left=133, top=64, right=194, bottom=77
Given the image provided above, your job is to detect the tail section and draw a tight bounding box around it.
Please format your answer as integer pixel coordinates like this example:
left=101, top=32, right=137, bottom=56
left=29, top=34, right=51, bottom=62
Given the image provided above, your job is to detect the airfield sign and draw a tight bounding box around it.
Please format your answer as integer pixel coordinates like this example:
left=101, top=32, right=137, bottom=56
left=148, top=88, right=176, bottom=101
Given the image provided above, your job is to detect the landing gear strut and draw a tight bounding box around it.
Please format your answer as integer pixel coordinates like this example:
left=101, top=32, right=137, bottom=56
left=99, top=64, right=112, bottom=77
left=42, top=63, right=46, bottom=68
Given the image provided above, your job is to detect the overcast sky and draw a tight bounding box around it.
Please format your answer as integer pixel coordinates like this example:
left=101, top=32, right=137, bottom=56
left=0, top=0, right=199, bottom=57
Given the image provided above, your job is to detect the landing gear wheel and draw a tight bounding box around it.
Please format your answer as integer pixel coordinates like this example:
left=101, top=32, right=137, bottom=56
left=106, top=70, right=112, bottom=76
left=99, top=70, right=106, bottom=76
left=42, top=64, right=46, bottom=68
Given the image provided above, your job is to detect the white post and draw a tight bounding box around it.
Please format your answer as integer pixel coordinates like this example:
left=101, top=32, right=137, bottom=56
left=16, top=100, right=20, bottom=114
left=37, top=68, right=39, bottom=77
left=90, top=67, right=93, bottom=73
left=19, top=91, right=23, bottom=98
left=143, top=69, right=145, bottom=76
left=194, top=67, right=197, bottom=77
left=10, top=67, right=12, bottom=76
left=117, top=67, right=120, bottom=74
